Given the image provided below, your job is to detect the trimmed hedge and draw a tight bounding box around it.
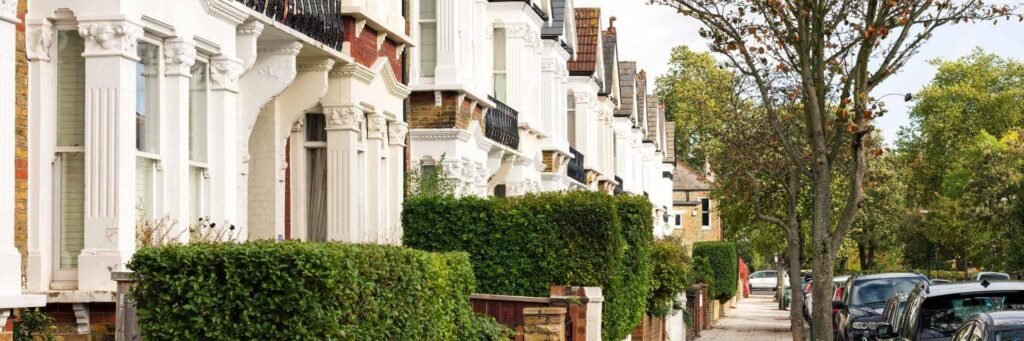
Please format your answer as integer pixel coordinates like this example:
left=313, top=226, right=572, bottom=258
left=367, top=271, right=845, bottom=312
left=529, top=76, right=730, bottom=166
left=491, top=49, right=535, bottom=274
left=128, top=241, right=509, bottom=340
left=648, top=239, right=693, bottom=317
left=403, top=192, right=654, bottom=341
left=692, top=241, right=739, bottom=301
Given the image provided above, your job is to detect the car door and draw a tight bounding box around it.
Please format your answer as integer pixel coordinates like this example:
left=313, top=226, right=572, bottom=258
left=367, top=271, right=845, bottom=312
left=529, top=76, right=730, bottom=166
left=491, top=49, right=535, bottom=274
left=952, top=322, right=975, bottom=341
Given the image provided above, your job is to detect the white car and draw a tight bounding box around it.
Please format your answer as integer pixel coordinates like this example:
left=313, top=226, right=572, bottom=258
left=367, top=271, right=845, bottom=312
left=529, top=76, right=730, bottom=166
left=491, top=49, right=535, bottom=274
left=749, top=270, right=790, bottom=290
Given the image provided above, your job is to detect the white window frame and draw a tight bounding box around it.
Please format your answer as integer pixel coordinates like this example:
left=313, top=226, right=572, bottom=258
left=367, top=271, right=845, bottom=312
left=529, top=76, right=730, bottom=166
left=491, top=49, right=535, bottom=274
left=51, top=25, right=86, bottom=288
left=136, top=35, right=164, bottom=221
left=418, top=0, right=437, bottom=80
left=304, top=114, right=327, bottom=242
left=700, top=197, right=711, bottom=230
left=189, top=55, right=211, bottom=224
left=493, top=27, right=507, bottom=102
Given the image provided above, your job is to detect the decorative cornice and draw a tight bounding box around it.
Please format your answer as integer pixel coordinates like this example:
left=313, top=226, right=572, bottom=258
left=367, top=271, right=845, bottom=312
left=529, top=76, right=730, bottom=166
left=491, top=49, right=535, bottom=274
left=164, top=39, right=197, bottom=77
left=257, top=41, right=303, bottom=56
left=236, top=20, right=265, bottom=36
left=387, top=122, right=409, bottom=146
left=366, top=113, right=387, bottom=140
left=0, top=0, right=16, bottom=23
left=324, top=106, right=364, bottom=132
left=330, top=63, right=376, bottom=84
left=296, top=57, right=336, bottom=73
left=373, top=58, right=412, bottom=98
left=78, top=21, right=143, bottom=59
left=199, top=0, right=249, bottom=25
left=26, top=21, right=53, bottom=62
left=291, top=118, right=305, bottom=133
left=211, top=56, right=243, bottom=92
left=409, top=129, right=472, bottom=142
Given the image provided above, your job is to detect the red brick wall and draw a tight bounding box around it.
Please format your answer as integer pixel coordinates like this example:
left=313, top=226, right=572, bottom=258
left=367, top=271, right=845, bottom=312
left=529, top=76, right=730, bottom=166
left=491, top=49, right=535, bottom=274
left=2, top=303, right=117, bottom=339
left=343, top=18, right=404, bottom=82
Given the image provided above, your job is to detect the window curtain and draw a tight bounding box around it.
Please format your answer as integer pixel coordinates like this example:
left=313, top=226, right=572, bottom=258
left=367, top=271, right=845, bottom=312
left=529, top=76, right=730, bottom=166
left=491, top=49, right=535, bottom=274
left=307, top=149, right=328, bottom=242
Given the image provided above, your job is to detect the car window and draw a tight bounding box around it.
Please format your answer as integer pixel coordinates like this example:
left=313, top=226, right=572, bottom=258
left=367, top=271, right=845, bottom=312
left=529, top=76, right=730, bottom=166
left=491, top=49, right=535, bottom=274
left=979, top=273, right=1011, bottom=281
left=996, top=327, right=1024, bottom=341
left=850, top=277, right=925, bottom=306
left=918, top=293, right=1024, bottom=338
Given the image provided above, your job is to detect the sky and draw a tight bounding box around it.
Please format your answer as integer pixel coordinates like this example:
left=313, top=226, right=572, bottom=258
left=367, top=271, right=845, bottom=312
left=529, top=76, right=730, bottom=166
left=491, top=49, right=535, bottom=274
left=575, top=0, right=1024, bottom=144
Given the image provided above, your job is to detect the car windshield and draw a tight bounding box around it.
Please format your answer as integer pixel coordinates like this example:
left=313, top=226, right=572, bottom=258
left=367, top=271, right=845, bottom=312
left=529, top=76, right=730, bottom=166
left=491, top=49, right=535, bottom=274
left=851, top=278, right=924, bottom=306
left=981, top=273, right=1012, bottom=281
left=759, top=271, right=777, bottom=278
left=919, top=293, right=1024, bottom=337
left=997, top=327, right=1024, bottom=341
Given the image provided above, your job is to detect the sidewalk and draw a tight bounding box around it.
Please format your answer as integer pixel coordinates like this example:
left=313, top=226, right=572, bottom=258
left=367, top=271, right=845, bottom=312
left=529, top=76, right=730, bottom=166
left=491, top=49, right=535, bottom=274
left=698, top=293, right=793, bottom=341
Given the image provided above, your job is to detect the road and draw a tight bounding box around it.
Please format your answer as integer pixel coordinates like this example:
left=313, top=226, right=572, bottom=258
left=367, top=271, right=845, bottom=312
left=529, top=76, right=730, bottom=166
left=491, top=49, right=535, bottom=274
left=698, top=292, right=794, bottom=341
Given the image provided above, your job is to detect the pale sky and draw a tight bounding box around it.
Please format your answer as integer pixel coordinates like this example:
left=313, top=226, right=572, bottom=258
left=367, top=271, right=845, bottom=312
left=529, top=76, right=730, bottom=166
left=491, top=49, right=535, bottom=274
left=576, top=0, right=1024, bottom=144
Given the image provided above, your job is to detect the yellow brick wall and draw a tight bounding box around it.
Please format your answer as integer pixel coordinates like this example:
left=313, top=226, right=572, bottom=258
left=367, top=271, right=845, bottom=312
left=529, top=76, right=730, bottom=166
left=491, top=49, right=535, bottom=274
left=671, top=190, right=723, bottom=249
left=14, top=0, right=28, bottom=285
left=407, top=91, right=483, bottom=131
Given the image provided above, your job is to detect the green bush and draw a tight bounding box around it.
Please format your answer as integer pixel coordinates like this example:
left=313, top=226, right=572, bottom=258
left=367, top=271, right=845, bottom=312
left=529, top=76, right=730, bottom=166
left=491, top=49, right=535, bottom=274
left=403, top=192, right=655, bottom=341
left=692, top=241, right=738, bottom=301
left=128, top=241, right=508, bottom=340
left=648, top=239, right=694, bottom=317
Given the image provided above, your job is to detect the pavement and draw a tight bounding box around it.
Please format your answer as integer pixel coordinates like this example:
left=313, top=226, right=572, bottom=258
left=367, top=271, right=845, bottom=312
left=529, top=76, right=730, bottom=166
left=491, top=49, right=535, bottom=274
left=698, top=292, right=794, bottom=341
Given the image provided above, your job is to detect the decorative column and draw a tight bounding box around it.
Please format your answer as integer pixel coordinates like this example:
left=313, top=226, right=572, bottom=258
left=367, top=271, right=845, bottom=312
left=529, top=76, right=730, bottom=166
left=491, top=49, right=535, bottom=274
left=25, top=19, right=54, bottom=291
left=364, top=112, right=387, bottom=243
left=209, top=56, right=243, bottom=233
left=77, top=20, right=143, bottom=291
left=0, top=0, right=20, bottom=296
left=287, top=120, right=307, bottom=241
left=434, top=0, right=459, bottom=84
left=324, top=105, right=363, bottom=242
left=386, top=121, right=407, bottom=244
left=163, top=38, right=196, bottom=241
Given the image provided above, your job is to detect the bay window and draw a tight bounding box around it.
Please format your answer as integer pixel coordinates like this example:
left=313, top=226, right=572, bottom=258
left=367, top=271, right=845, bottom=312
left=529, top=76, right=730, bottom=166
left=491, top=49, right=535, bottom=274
left=419, top=0, right=437, bottom=78
left=493, top=28, right=507, bottom=102
left=305, top=114, right=327, bottom=242
left=189, top=59, right=210, bottom=224
left=54, top=30, right=86, bottom=275
left=136, top=42, right=162, bottom=220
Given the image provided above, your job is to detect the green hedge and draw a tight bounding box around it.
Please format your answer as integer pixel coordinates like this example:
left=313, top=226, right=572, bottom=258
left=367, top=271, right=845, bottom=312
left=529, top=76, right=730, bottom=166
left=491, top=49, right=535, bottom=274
left=692, top=241, right=738, bottom=301
left=128, top=241, right=509, bottom=340
left=648, top=239, right=694, bottom=317
left=403, top=192, right=654, bottom=341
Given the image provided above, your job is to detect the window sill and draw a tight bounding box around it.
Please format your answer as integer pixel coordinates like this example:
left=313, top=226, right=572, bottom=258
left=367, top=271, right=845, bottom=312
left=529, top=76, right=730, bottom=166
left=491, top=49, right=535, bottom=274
left=23, top=290, right=116, bottom=304
left=0, top=294, right=47, bottom=309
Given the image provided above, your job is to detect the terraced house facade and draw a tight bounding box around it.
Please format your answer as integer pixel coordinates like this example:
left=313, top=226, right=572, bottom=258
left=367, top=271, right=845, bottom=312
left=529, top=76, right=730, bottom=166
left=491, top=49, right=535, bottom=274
left=0, top=0, right=679, bottom=336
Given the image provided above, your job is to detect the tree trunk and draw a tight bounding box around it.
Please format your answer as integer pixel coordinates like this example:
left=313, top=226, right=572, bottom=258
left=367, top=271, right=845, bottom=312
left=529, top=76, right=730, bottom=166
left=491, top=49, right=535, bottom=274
left=788, top=226, right=806, bottom=341
left=866, top=245, right=875, bottom=271
left=811, top=252, right=837, bottom=341
left=811, top=174, right=837, bottom=341
left=858, top=243, right=867, bottom=271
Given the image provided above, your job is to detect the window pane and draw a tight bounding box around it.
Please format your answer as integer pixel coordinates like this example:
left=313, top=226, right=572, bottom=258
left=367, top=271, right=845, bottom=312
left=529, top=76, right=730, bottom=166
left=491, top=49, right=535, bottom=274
left=305, top=114, right=326, bottom=142
left=493, top=29, right=506, bottom=70
left=420, top=0, right=436, bottom=19
left=189, top=61, right=208, bottom=162
left=57, top=31, right=85, bottom=147
left=136, top=156, right=155, bottom=219
left=702, top=213, right=710, bottom=227
left=494, top=74, right=507, bottom=103
left=701, top=198, right=710, bottom=211
left=420, top=23, right=437, bottom=78
left=58, top=153, right=85, bottom=269
left=567, top=93, right=576, bottom=147
left=136, top=43, right=161, bottom=153
left=189, top=166, right=204, bottom=224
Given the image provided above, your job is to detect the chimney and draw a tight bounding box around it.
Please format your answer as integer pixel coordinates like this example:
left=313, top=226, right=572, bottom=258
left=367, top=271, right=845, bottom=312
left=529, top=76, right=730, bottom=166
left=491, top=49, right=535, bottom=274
left=608, top=16, right=617, bottom=34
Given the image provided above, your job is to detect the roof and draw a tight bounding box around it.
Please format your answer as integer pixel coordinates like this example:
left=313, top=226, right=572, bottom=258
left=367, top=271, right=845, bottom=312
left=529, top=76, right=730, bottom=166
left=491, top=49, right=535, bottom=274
left=674, top=162, right=712, bottom=191
left=615, top=61, right=637, bottom=118
left=541, top=0, right=569, bottom=39
left=600, top=23, right=618, bottom=96
left=919, top=281, right=1024, bottom=297
left=569, top=8, right=600, bottom=76
left=853, top=273, right=927, bottom=281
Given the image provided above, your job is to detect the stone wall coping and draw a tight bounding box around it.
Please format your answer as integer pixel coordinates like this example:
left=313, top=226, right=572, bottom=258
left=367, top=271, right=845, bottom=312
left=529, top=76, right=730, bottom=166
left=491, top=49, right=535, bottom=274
left=0, top=294, right=48, bottom=309
left=470, top=293, right=552, bottom=304
left=524, top=307, right=567, bottom=315
left=24, top=290, right=117, bottom=303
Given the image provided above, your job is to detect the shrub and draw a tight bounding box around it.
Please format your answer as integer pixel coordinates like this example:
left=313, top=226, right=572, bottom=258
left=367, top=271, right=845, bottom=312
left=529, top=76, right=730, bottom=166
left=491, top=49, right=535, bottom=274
left=403, top=191, right=654, bottom=341
left=692, top=241, right=739, bottom=301
left=647, top=239, right=693, bottom=317
left=128, top=241, right=507, bottom=340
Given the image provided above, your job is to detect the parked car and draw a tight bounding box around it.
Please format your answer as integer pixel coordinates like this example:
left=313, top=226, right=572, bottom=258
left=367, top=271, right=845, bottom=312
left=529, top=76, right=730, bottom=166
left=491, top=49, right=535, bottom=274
left=975, top=272, right=1011, bottom=282
left=952, top=311, right=1024, bottom=341
left=802, top=275, right=849, bottom=322
left=878, top=295, right=909, bottom=340
left=833, top=273, right=929, bottom=341
left=931, top=279, right=952, bottom=285
left=876, top=281, right=1024, bottom=341
left=750, top=270, right=789, bottom=290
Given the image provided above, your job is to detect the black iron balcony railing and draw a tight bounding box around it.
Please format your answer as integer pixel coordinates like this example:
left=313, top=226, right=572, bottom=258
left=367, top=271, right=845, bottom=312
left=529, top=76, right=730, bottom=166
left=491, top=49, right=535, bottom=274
left=567, top=148, right=585, bottom=184
left=487, top=96, right=521, bottom=150
left=235, top=0, right=345, bottom=52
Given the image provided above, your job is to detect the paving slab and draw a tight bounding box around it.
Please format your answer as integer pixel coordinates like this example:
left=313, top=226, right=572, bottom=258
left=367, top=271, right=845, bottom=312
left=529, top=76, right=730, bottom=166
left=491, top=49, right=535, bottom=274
left=698, top=293, right=794, bottom=341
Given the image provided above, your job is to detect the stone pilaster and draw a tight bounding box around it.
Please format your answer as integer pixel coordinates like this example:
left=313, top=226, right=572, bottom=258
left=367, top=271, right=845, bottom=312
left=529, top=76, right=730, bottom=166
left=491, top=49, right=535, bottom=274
left=523, top=307, right=566, bottom=341
left=208, top=56, right=243, bottom=234
left=0, top=0, right=19, bottom=296
left=76, top=19, right=144, bottom=291
left=324, top=105, right=364, bottom=242
left=163, top=38, right=196, bottom=241
left=25, top=19, right=54, bottom=291
left=365, top=112, right=387, bottom=243
left=386, top=121, right=407, bottom=244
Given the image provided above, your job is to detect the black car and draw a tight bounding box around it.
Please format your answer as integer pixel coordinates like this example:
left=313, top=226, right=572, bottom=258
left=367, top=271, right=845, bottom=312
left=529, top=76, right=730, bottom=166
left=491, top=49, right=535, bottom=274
left=952, top=311, right=1024, bottom=341
left=876, top=281, right=1024, bottom=341
left=833, top=273, right=929, bottom=341
left=879, top=295, right=909, bottom=340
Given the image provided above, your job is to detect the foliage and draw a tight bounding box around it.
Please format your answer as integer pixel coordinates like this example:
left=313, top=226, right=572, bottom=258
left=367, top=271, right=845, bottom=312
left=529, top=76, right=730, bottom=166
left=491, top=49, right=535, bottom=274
left=136, top=205, right=239, bottom=248
left=655, top=46, right=740, bottom=170
left=406, top=157, right=460, bottom=197
left=466, top=314, right=515, bottom=341
left=128, top=241, right=507, bottom=340
left=692, top=241, right=738, bottom=302
left=850, top=153, right=907, bottom=271
left=13, top=308, right=55, bottom=341
left=648, top=238, right=694, bottom=317
left=402, top=192, right=654, bottom=341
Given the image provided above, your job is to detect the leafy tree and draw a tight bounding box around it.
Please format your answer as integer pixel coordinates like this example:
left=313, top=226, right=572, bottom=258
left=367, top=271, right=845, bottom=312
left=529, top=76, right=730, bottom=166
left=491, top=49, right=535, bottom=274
left=850, top=152, right=907, bottom=271
left=650, top=1, right=1015, bottom=339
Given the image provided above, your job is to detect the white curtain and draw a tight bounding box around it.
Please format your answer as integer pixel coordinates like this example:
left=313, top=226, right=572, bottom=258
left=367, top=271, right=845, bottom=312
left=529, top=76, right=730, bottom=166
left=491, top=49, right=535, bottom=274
left=307, top=149, right=328, bottom=242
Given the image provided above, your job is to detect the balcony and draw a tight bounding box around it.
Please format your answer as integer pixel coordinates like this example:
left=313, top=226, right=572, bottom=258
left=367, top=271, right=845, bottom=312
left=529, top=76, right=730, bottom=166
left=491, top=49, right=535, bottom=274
left=567, top=148, right=585, bottom=184
left=487, top=96, right=521, bottom=150
left=235, top=0, right=346, bottom=51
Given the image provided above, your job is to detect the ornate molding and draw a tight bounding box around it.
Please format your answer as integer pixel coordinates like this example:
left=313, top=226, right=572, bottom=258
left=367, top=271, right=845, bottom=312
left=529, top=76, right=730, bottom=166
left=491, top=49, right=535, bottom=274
left=211, top=56, right=243, bottom=92
left=366, top=113, right=387, bottom=140
left=330, top=63, right=376, bottom=84
left=324, top=106, right=364, bottom=132
left=26, top=21, right=53, bottom=62
left=164, top=39, right=197, bottom=76
left=236, top=20, right=265, bottom=36
left=291, top=118, right=305, bottom=133
left=78, top=21, right=143, bottom=59
left=297, top=57, right=336, bottom=73
left=387, top=121, right=409, bottom=146
left=257, top=62, right=292, bottom=81
left=199, top=0, right=248, bottom=25
left=257, top=41, right=303, bottom=56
